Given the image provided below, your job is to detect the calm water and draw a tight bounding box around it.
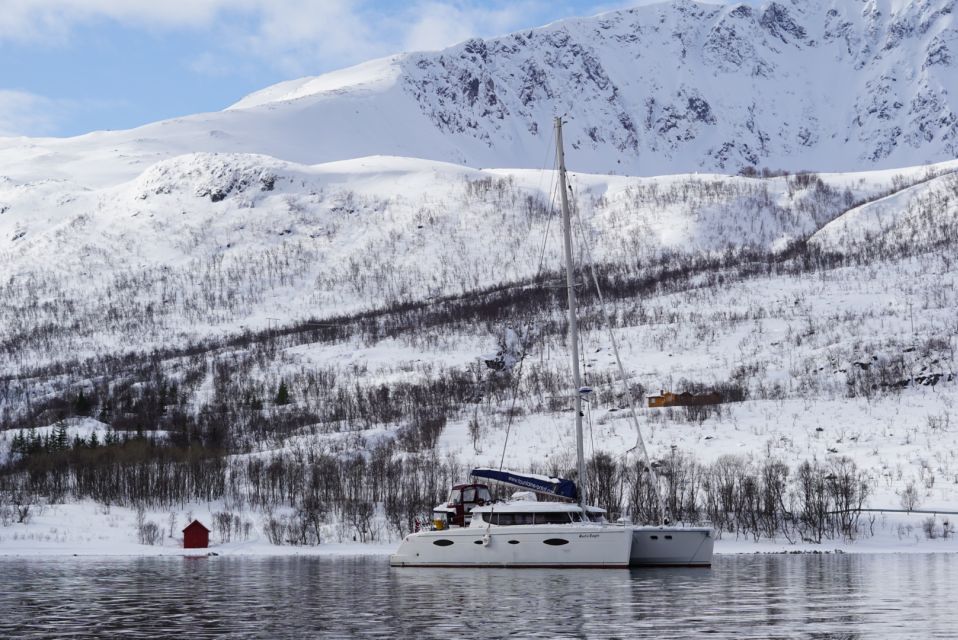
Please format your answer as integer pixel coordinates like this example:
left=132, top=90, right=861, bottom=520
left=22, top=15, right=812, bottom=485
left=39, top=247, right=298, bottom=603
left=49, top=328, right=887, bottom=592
left=0, top=554, right=954, bottom=638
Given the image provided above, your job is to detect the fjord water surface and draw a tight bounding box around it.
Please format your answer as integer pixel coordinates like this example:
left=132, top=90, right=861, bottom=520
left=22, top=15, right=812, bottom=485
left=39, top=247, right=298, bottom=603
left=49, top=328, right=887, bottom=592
left=0, top=554, right=953, bottom=638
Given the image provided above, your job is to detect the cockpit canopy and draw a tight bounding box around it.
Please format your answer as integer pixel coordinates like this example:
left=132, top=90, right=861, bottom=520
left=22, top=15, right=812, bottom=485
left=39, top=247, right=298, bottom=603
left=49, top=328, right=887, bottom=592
left=448, top=484, right=492, bottom=505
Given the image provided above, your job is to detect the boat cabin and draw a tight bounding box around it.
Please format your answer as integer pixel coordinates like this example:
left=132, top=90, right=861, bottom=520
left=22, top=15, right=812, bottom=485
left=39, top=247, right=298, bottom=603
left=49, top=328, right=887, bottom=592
left=432, top=483, right=492, bottom=528
left=469, top=495, right=606, bottom=528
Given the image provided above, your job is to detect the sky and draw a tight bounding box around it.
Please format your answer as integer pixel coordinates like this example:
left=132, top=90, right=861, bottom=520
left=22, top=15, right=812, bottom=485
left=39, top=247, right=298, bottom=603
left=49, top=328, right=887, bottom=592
left=0, top=0, right=741, bottom=138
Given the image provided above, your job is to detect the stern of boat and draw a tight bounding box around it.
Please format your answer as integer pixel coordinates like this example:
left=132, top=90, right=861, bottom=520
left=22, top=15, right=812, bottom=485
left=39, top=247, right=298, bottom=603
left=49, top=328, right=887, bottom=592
left=629, top=526, right=714, bottom=567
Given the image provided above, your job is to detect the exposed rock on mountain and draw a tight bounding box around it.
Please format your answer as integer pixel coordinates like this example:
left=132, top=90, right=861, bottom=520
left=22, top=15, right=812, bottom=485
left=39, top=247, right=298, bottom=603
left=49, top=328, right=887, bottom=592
left=2, top=0, right=956, bottom=189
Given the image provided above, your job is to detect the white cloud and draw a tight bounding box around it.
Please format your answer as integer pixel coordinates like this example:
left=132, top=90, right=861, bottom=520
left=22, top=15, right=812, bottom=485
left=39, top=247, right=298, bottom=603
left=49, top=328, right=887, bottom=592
left=400, top=2, right=544, bottom=53
left=0, top=91, right=124, bottom=137
left=0, top=1, right=563, bottom=58
left=235, top=0, right=384, bottom=76
left=209, top=0, right=556, bottom=76
left=0, top=90, right=62, bottom=137
left=0, top=0, right=236, bottom=42
left=0, top=1, right=719, bottom=76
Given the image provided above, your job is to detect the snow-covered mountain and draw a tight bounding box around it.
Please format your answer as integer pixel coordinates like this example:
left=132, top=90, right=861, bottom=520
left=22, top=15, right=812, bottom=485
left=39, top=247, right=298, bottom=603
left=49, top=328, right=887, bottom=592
left=4, top=2, right=958, bottom=551
left=1, top=0, right=957, bottom=191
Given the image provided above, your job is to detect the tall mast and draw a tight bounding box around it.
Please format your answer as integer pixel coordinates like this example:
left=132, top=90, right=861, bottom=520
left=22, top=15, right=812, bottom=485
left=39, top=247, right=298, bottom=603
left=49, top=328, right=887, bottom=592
left=555, top=116, right=587, bottom=507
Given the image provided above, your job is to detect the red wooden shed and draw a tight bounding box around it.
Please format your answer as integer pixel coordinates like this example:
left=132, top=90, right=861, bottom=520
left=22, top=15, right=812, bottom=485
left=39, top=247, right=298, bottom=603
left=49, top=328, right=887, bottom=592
left=183, top=520, right=210, bottom=549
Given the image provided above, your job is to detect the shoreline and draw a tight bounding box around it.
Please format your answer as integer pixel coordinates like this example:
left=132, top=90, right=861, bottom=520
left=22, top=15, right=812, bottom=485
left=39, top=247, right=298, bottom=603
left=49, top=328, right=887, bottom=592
left=3, top=501, right=955, bottom=559
left=3, top=534, right=956, bottom=560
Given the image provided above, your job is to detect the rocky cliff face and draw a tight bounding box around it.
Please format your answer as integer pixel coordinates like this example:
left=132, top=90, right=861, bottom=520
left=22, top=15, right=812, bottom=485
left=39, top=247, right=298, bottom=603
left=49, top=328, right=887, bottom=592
left=1, top=0, right=956, bottom=187
left=378, top=0, right=958, bottom=174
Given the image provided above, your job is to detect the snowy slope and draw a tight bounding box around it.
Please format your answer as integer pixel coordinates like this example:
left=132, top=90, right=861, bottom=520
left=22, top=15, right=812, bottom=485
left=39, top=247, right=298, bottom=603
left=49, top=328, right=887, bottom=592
left=5, top=150, right=951, bottom=371
left=811, top=170, right=958, bottom=253
left=1, top=0, right=957, bottom=193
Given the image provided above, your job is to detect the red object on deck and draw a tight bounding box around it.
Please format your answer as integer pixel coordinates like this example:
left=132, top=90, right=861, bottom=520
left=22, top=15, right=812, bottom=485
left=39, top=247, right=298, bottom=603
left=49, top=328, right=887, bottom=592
left=182, top=520, right=210, bottom=549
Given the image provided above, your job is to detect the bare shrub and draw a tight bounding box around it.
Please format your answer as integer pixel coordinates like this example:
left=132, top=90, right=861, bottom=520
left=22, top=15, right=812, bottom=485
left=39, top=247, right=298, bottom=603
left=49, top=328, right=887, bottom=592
left=214, top=511, right=235, bottom=543
left=588, top=452, right=622, bottom=519
left=900, top=482, right=921, bottom=511
left=139, top=522, right=161, bottom=545
left=263, top=512, right=287, bottom=545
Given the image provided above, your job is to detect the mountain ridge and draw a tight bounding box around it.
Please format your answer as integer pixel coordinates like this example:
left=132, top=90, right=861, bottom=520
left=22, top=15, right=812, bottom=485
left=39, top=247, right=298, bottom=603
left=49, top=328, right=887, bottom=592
left=1, top=0, right=956, bottom=190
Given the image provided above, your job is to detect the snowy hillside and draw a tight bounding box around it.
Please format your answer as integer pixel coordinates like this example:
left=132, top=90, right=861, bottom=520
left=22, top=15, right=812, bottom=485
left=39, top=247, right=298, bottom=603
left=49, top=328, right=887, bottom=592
left=2, top=151, right=957, bottom=510
left=3, top=0, right=958, bottom=551
left=3, top=150, right=954, bottom=371
left=1, top=0, right=958, bottom=192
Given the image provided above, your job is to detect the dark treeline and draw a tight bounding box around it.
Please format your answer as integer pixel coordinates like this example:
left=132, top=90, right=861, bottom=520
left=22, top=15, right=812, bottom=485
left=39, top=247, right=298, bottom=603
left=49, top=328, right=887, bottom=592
left=3, top=223, right=945, bottom=448
left=0, top=238, right=866, bottom=439
left=3, top=164, right=955, bottom=395
left=593, top=451, right=872, bottom=544
left=1, top=434, right=871, bottom=544
left=0, top=239, right=850, bottom=390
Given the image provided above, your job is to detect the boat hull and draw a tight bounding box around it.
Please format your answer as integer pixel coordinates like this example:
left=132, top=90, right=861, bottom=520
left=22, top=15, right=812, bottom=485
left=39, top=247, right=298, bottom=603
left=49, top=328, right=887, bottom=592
left=389, top=525, right=632, bottom=568
left=629, top=526, right=714, bottom=567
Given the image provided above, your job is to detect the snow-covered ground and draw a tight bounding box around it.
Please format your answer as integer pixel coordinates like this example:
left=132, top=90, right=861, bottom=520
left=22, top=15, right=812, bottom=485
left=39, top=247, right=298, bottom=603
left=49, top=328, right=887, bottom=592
left=1, top=500, right=955, bottom=557
left=0, top=501, right=394, bottom=557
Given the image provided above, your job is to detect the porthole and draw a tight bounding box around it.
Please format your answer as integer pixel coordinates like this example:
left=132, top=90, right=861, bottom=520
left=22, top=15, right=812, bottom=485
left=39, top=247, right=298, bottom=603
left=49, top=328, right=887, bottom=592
left=543, top=538, right=570, bottom=546
left=508, top=540, right=520, bottom=545
left=432, top=539, right=454, bottom=547
left=665, top=535, right=673, bottom=540
left=650, top=535, right=658, bottom=540
left=473, top=540, right=483, bottom=545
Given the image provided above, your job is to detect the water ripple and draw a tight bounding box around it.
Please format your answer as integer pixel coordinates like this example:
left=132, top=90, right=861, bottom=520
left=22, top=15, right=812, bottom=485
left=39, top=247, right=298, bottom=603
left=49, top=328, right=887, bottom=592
left=0, top=554, right=954, bottom=639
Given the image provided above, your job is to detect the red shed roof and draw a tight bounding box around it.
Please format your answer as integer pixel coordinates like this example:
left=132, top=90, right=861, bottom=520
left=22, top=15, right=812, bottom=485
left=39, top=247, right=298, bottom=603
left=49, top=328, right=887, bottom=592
left=182, top=519, right=210, bottom=533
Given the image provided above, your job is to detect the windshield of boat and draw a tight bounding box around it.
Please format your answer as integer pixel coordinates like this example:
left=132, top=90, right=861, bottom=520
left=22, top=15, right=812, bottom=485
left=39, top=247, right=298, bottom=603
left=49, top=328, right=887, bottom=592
left=462, top=487, right=476, bottom=502
left=448, top=489, right=461, bottom=503
left=477, top=486, right=492, bottom=502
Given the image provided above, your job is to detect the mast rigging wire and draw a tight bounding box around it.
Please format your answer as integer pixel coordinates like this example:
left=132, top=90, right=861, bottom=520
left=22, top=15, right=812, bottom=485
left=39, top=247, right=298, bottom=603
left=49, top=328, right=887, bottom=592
left=569, top=182, right=665, bottom=524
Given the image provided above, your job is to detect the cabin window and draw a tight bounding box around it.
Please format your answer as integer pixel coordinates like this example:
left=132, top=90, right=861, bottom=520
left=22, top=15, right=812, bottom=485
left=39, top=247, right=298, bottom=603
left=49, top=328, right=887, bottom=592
left=543, top=538, right=570, bottom=546
left=508, top=540, right=519, bottom=545
left=478, top=512, right=540, bottom=525
left=650, top=535, right=658, bottom=540
left=433, top=539, right=454, bottom=547
left=478, top=512, right=501, bottom=525
left=478, top=512, right=499, bottom=524
left=473, top=540, right=483, bottom=545
left=535, top=512, right=574, bottom=525
left=462, top=487, right=476, bottom=503
left=665, top=535, right=673, bottom=540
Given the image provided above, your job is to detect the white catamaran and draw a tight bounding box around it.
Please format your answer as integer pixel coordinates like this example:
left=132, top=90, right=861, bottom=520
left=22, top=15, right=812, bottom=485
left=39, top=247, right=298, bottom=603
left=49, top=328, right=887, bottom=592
left=390, top=117, right=713, bottom=568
